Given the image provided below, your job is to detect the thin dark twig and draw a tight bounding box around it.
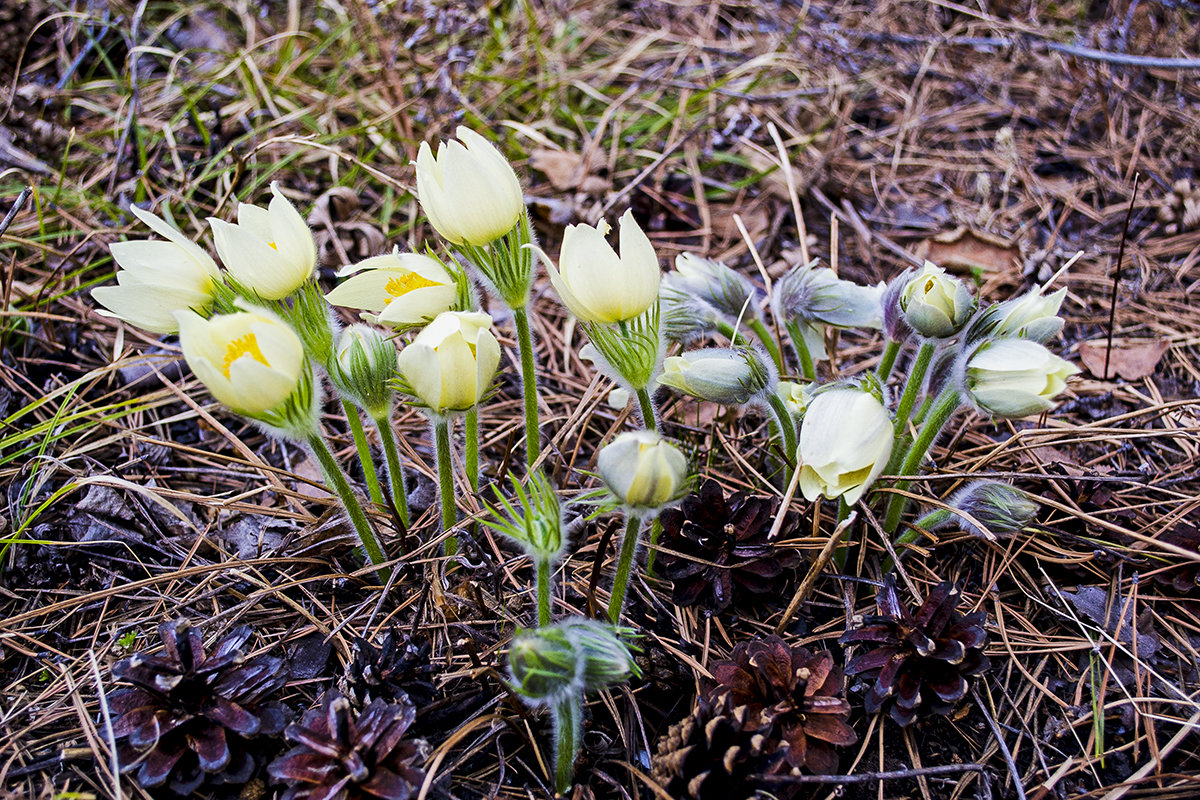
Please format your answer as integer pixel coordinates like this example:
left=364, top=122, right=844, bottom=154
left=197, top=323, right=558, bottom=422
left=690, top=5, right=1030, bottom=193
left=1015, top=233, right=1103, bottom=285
left=755, top=763, right=985, bottom=785
left=974, top=687, right=1028, bottom=800
left=1104, top=175, right=1140, bottom=379
left=0, top=186, right=33, bottom=240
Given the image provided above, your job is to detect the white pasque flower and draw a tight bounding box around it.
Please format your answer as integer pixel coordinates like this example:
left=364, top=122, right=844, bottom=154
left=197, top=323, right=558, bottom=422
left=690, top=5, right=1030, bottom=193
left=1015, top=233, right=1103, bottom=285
left=414, top=126, right=525, bottom=247
left=798, top=387, right=893, bottom=505
left=208, top=182, right=317, bottom=300
left=325, top=250, right=457, bottom=327
left=174, top=308, right=304, bottom=416
left=93, top=206, right=221, bottom=334
left=899, top=261, right=975, bottom=338
left=596, top=430, right=688, bottom=510
left=992, top=286, right=1067, bottom=342
left=396, top=311, right=501, bottom=414
left=657, top=347, right=772, bottom=406
left=543, top=210, right=660, bottom=325
left=964, top=339, right=1078, bottom=418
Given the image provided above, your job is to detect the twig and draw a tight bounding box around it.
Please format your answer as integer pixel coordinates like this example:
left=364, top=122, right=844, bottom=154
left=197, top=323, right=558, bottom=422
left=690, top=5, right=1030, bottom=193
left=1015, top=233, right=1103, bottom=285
left=974, top=687, right=1028, bottom=800
left=756, top=763, right=985, bottom=785
left=0, top=186, right=32, bottom=240
left=774, top=510, right=857, bottom=634
left=1104, top=175, right=1139, bottom=379
left=88, top=650, right=124, bottom=800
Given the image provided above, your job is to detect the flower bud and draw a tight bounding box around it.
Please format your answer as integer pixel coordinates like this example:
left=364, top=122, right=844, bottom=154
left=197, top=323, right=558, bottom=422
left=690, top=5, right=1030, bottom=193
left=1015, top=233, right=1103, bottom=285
left=660, top=284, right=723, bottom=345
left=964, top=339, right=1078, bottom=418
left=597, top=430, right=688, bottom=510
left=773, top=260, right=884, bottom=328
left=559, top=619, right=639, bottom=692
left=899, top=261, right=976, bottom=338
left=992, top=287, right=1067, bottom=343
left=798, top=387, right=893, bottom=505
left=208, top=182, right=317, bottom=300
left=542, top=210, right=660, bottom=324
left=332, top=324, right=398, bottom=417
left=325, top=250, right=458, bottom=328
left=414, top=126, right=525, bottom=247
left=507, top=627, right=580, bottom=706
left=938, top=480, right=1038, bottom=539
left=93, top=205, right=222, bottom=334
left=396, top=311, right=501, bottom=414
left=777, top=380, right=815, bottom=419
left=665, top=253, right=759, bottom=320
left=174, top=308, right=305, bottom=417
left=657, top=347, right=773, bottom=406
left=486, top=471, right=566, bottom=565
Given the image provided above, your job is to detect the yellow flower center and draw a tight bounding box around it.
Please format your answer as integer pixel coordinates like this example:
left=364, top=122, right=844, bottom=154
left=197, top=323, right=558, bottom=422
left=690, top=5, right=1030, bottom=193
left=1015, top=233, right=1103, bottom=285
left=222, top=333, right=270, bottom=378
left=268, top=241, right=278, bottom=250
left=385, top=272, right=439, bottom=298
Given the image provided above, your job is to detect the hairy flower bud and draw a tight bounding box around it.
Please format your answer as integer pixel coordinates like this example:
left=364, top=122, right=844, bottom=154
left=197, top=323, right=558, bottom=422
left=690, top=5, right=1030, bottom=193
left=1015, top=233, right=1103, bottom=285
left=332, top=324, right=398, bottom=417
left=899, top=262, right=976, bottom=338
left=992, top=287, right=1067, bottom=343
left=938, top=480, right=1038, bottom=539
left=773, top=260, right=884, bottom=328
left=657, top=347, right=773, bottom=406
left=597, top=430, right=688, bottom=510
left=508, top=627, right=581, bottom=706
left=559, top=619, right=639, bottom=692
left=664, top=253, right=760, bottom=320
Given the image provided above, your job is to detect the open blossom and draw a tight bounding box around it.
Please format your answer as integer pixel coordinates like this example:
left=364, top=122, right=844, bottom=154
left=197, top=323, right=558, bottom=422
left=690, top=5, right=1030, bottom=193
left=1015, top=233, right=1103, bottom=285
left=414, top=126, right=524, bottom=246
left=174, top=308, right=304, bottom=416
left=964, top=339, right=1078, bottom=417
left=396, top=311, right=500, bottom=414
left=325, top=250, right=457, bottom=327
left=543, top=210, right=660, bottom=324
left=798, top=387, right=893, bottom=505
left=93, top=206, right=221, bottom=334
left=208, top=183, right=316, bottom=300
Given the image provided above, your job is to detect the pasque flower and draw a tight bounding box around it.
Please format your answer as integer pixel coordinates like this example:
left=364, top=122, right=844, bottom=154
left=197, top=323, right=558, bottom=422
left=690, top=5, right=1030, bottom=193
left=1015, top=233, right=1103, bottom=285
left=964, top=338, right=1078, bottom=417
left=396, top=311, right=501, bottom=414
left=658, top=347, right=773, bottom=406
left=415, top=126, right=525, bottom=246
left=665, top=253, right=759, bottom=320
left=326, top=250, right=458, bottom=328
left=94, top=206, right=221, bottom=334
left=992, top=286, right=1067, bottom=342
left=598, top=431, right=688, bottom=510
left=899, top=261, right=975, bottom=338
left=209, top=183, right=317, bottom=300
left=544, top=210, right=660, bottom=324
left=798, top=387, right=893, bottom=505
left=174, top=308, right=304, bottom=416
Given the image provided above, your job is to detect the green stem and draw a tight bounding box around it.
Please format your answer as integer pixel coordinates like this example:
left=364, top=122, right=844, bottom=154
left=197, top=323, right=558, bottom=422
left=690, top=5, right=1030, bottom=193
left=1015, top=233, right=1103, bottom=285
left=608, top=513, right=643, bottom=623
left=785, top=319, right=816, bottom=380
left=635, top=387, right=658, bottom=432
left=434, top=416, right=458, bottom=556
left=765, top=390, right=798, bottom=470
left=645, top=518, right=663, bottom=576
left=833, top=497, right=852, bottom=571
left=342, top=399, right=384, bottom=507
left=536, top=558, right=551, bottom=627
left=553, top=693, right=582, bottom=795
left=882, top=387, right=962, bottom=536
left=877, top=338, right=900, bottom=381
left=512, top=305, right=541, bottom=468
left=465, top=405, right=480, bottom=493
left=372, top=413, right=410, bottom=529
left=747, top=317, right=784, bottom=375
left=714, top=319, right=742, bottom=345
left=893, top=340, right=936, bottom=440
left=882, top=509, right=952, bottom=573
left=306, top=432, right=390, bottom=582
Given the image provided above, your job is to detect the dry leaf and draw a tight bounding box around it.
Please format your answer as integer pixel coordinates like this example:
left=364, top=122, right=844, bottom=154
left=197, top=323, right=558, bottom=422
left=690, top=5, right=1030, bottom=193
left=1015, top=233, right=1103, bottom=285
left=916, top=227, right=1020, bottom=275
left=531, top=148, right=602, bottom=191
left=1078, top=338, right=1169, bottom=381
left=292, top=456, right=332, bottom=500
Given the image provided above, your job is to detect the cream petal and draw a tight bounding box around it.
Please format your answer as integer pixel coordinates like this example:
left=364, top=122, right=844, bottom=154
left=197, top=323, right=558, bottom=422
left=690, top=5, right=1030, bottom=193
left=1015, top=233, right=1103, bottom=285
left=398, top=343, right=443, bottom=409
left=227, top=356, right=297, bottom=415
left=377, top=285, right=458, bottom=327
left=210, top=218, right=300, bottom=300
left=325, top=271, right=398, bottom=313
left=91, top=286, right=179, bottom=333
left=267, top=183, right=317, bottom=272
left=250, top=319, right=303, bottom=380
left=109, top=240, right=214, bottom=294
left=127, top=206, right=220, bottom=276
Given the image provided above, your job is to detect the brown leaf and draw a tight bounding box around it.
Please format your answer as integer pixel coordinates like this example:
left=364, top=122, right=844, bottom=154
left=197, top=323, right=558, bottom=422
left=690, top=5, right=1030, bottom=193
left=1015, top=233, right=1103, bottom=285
left=916, top=227, right=1020, bottom=275
left=1077, top=338, right=1168, bottom=381
left=530, top=149, right=602, bottom=192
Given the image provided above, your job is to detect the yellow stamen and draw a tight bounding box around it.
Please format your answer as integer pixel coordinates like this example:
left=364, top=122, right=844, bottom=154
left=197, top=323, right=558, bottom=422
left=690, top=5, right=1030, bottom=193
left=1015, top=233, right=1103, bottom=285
left=385, top=272, right=438, bottom=298
left=268, top=241, right=278, bottom=250
left=222, top=333, right=270, bottom=378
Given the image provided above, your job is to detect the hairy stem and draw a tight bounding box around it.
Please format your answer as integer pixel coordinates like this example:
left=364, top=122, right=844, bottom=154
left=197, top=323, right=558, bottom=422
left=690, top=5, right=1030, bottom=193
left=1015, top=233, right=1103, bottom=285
left=465, top=405, right=480, bottom=492
left=434, top=416, right=458, bottom=556
left=372, top=412, right=410, bottom=529
left=306, top=431, right=389, bottom=582
left=765, top=390, right=798, bottom=471
left=342, top=399, right=384, bottom=507
left=877, top=337, right=900, bottom=381
left=552, top=693, right=582, bottom=795
left=748, top=317, right=784, bottom=374
left=785, top=319, right=816, bottom=380
left=536, top=558, right=551, bottom=627
left=882, top=387, right=962, bottom=535
left=512, top=305, right=541, bottom=467
left=608, top=513, right=643, bottom=623
left=892, top=339, right=936, bottom=440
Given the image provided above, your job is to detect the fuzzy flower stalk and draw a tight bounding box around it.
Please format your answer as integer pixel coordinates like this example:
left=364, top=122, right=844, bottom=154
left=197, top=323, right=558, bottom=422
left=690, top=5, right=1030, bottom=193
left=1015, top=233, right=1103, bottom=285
left=415, top=127, right=543, bottom=466
left=537, top=210, right=664, bottom=429
left=397, top=310, right=501, bottom=555
left=596, top=431, right=689, bottom=622
left=507, top=619, right=639, bottom=795
left=485, top=472, right=566, bottom=626
left=175, top=308, right=390, bottom=580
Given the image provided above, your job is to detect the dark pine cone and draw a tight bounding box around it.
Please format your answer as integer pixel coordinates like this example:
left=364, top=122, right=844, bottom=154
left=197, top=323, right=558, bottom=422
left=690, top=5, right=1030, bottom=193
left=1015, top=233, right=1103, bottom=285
left=1150, top=518, right=1200, bottom=593
left=841, top=580, right=990, bottom=726
left=651, top=694, right=788, bottom=800
left=109, top=619, right=287, bottom=795
left=710, top=635, right=857, bottom=775
left=657, top=479, right=801, bottom=613
left=346, top=628, right=437, bottom=710
left=268, top=692, right=427, bottom=800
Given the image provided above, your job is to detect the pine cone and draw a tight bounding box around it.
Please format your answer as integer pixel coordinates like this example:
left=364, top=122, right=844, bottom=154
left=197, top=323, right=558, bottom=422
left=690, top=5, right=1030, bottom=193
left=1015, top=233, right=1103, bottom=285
left=657, top=479, right=801, bottom=613
left=268, top=692, right=427, bottom=800
left=109, top=619, right=287, bottom=794
left=1151, top=519, right=1200, bottom=593
left=651, top=694, right=787, bottom=800
left=709, top=636, right=856, bottom=774
left=346, top=628, right=437, bottom=709
left=841, top=580, right=990, bottom=726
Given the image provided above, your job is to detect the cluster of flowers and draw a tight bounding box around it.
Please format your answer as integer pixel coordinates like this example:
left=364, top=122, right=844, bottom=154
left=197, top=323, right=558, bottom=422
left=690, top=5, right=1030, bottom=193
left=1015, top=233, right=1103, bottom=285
left=95, top=123, right=1077, bottom=793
